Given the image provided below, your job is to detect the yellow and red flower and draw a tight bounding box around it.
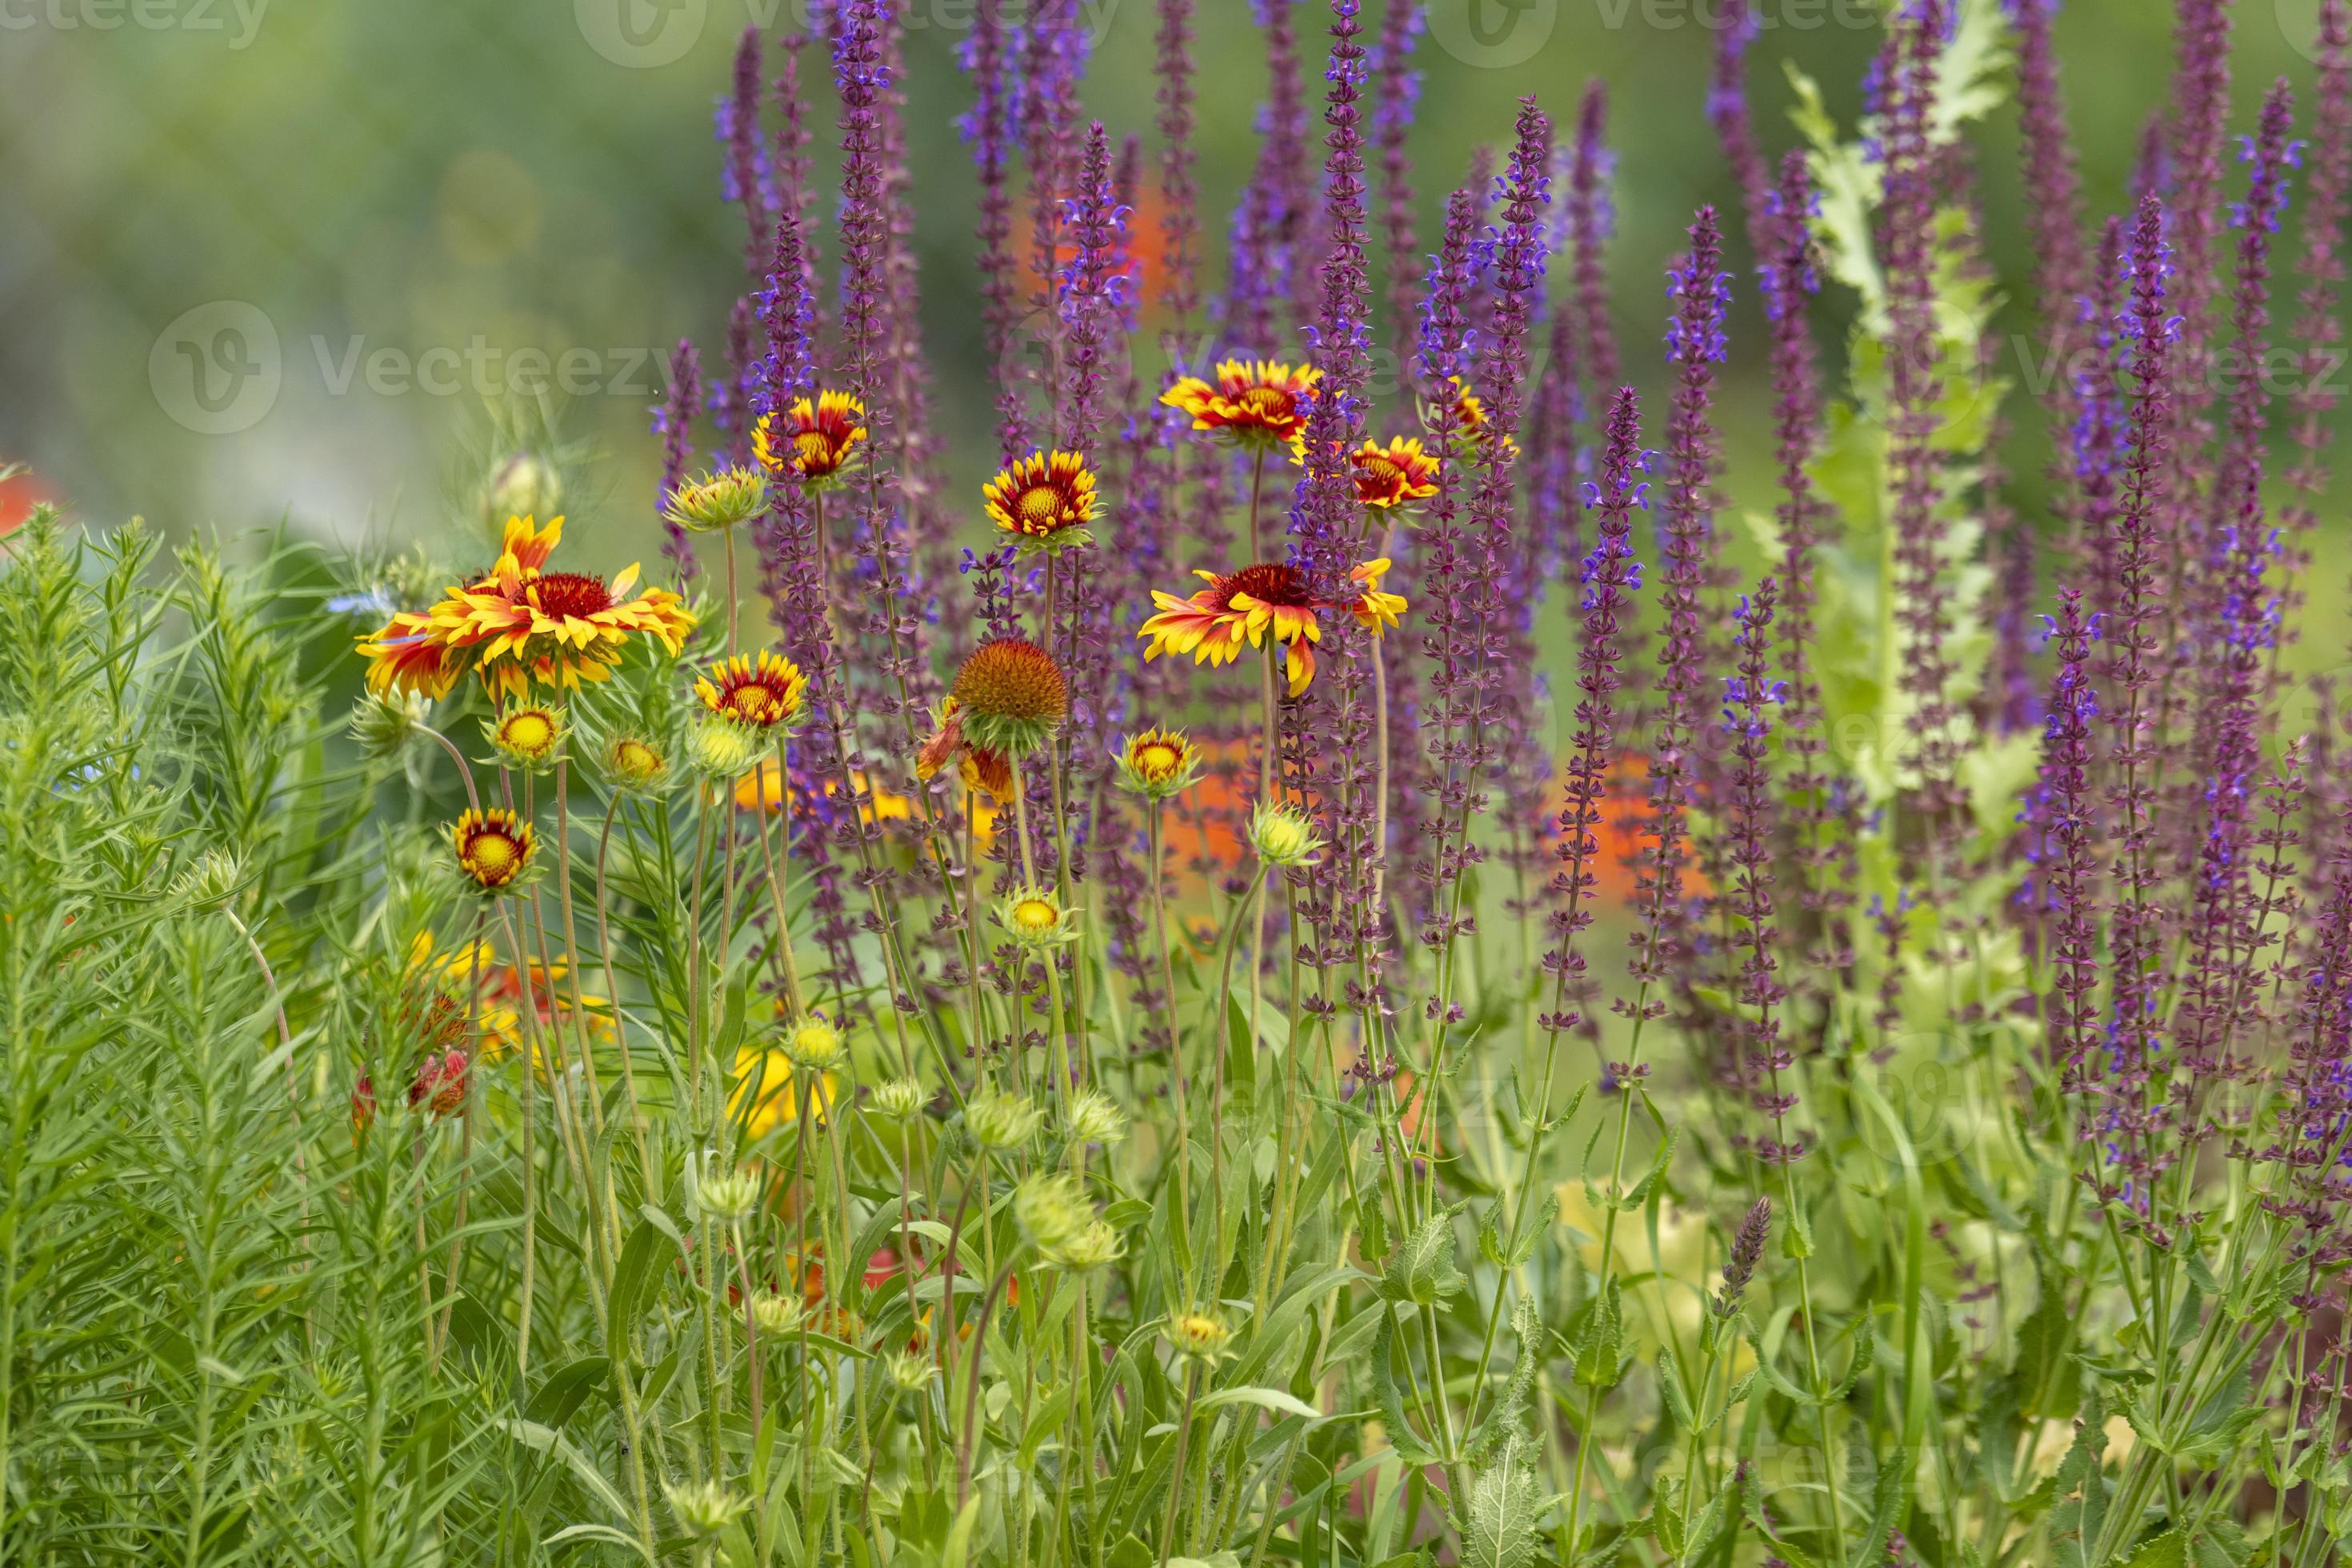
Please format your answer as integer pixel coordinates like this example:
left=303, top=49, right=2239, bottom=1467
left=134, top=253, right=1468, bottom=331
left=915, top=696, right=1017, bottom=799
left=450, top=806, right=535, bottom=892
left=695, top=650, right=808, bottom=731
left=1342, top=558, right=1408, bottom=638
left=357, top=515, right=696, bottom=705
left=1430, top=376, right=1517, bottom=458
left=754, top=391, right=868, bottom=486
left=1346, top=437, right=1441, bottom=510
left=1161, top=360, right=1321, bottom=453
left=1138, top=562, right=1334, bottom=696
left=488, top=706, right=562, bottom=767
left=950, top=638, right=1069, bottom=758
left=982, top=450, right=1098, bottom=551
left=1114, top=726, right=1202, bottom=799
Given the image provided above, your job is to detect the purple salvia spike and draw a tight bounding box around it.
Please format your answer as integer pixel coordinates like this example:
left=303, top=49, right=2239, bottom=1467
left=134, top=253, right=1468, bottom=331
left=2038, top=590, right=2104, bottom=1087
left=1882, top=0, right=1966, bottom=858
left=1372, top=0, right=1425, bottom=360
left=2071, top=218, right=2130, bottom=620
left=1722, top=582, right=1802, bottom=1165
left=2281, top=0, right=2350, bottom=643
left=718, top=26, right=770, bottom=279
left=2097, top=196, right=2174, bottom=1197
left=1760, top=152, right=1847, bottom=982
left=1706, top=0, right=1773, bottom=255
left=1222, top=0, right=1311, bottom=356
left=1536, top=385, right=1646, bottom=1063
left=959, top=1, right=1022, bottom=458
left=1566, top=82, right=1620, bottom=398
left=2008, top=0, right=2093, bottom=566
left=655, top=339, right=701, bottom=583
left=1154, top=0, right=1202, bottom=342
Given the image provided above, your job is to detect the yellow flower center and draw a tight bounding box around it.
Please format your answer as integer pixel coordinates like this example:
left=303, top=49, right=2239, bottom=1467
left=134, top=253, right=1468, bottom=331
left=501, top=712, right=554, bottom=754
left=793, top=431, right=834, bottom=470
left=470, top=834, right=518, bottom=873
left=1016, top=485, right=1063, bottom=529
left=614, top=740, right=662, bottom=778
left=1138, top=742, right=1182, bottom=778
left=730, top=687, right=779, bottom=723
left=1011, top=898, right=1059, bottom=933
left=1238, top=386, right=1293, bottom=420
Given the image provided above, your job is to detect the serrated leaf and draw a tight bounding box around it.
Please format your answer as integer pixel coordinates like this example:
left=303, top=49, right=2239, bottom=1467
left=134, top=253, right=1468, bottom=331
left=1455, top=1435, right=1542, bottom=1568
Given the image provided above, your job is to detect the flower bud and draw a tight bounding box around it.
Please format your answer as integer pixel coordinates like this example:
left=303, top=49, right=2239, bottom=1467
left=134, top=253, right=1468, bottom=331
left=687, top=718, right=759, bottom=780
left=781, top=1016, right=846, bottom=1072
left=1165, top=1310, right=1231, bottom=1361
left=963, top=1085, right=1043, bottom=1152
left=663, top=466, right=770, bottom=534
left=482, top=451, right=563, bottom=531
left=870, top=1077, right=926, bottom=1121
left=662, top=1478, right=747, bottom=1541
left=698, top=1167, right=761, bottom=1223
left=1249, top=801, right=1325, bottom=868
left=1064, top=1087, right=1126, bottom=1146
left=750, top=1291, right=806, bottom=1336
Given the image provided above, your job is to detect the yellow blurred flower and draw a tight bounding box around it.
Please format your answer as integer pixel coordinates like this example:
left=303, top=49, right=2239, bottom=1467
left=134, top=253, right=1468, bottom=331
left=729, top=1044, right=836, bottom=1137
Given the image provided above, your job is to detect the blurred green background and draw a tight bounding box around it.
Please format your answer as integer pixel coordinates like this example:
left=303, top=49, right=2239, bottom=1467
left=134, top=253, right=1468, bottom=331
left=0, top=0, right=2336, bottom=580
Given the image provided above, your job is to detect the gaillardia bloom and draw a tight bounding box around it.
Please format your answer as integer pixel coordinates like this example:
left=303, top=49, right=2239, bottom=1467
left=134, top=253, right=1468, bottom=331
left=950, top=638, right=1069, bottom=758
left=488, top=706, right=562, bottom=768
left=357, top=516, right=695, bottom=705
left=753, top=391, right=867, bottom=486
left=1250, top=800, right=1326, bottom=867
left=1161, top=360, right=1321, bottom=453
left=450, top=807, right=536, bottom=892
left=1346, top=438, right=1441, bottom=510
left=695, top=650, right=809, bottom=730
left=663, top=466, right=769, bottom=533
left=1114, top=727, right=1203, bottom=800
left=1343, top=558, right=1408, bottom=638
left=602, top=732, right=670, bottom=791
left=1141, top=561, right=1389, bottom=697
left=1429, top=376, right=1516, bottom=458
left=916, top=696, right=1015, bottom=798
left=983, top=450, right=1098, bottom=552
left=996, top=884, right=1081, bottom=949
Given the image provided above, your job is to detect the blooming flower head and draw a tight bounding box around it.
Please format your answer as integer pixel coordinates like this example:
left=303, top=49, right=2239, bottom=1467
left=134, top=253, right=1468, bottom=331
left=964, top=1084, right=1044, bottom=1151
left=983, top=449, right=1099, bottom=554
left=357, top=516, right=696, bottom=705
left=915, top=696, right=1016, bottom=798
left=662, top=466, right=769, bottom=534
left=1139, top=561, right=1358, bottom=696
left=1165, top=1309, right=1232, bottom=1361
left=450, top=807, right=535, bottom=893
left=996, top=884, right=1082, bottom=949
left=1250, top=799, right=1326, bottom=867
left=406, top=1050, right=470, bottom=1119
left=753, top=390, right=867, bottom=487
left=781, top=1014, right=846, bottom=1071
left=1344, top=558, right=1408, bottom=637
left=1114, top=726, right=1203, bottom=800
left=602, top=732, right=670, bottom=792
left=1345, top=436, right=1442, bottom=510
left=950, top=638, right=1069, bottom=758
left=486, top=706, right=562, bottom=769
left=695, top=650, right=808, bottom=731
left=1429, top=375, right=1516, bottom=458
left=1161, top=359, right=1322, bottom=454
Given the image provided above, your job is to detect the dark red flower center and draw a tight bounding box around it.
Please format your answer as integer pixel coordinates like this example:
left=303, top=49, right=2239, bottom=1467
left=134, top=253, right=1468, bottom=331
left=533, top=571, right=614, bottom=619
left=1237, top=386, right=1295, bottom=421
left=1222, top=562, right=1315, bottom=609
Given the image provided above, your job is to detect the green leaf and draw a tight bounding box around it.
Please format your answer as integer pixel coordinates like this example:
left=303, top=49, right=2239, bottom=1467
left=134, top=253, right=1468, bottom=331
left=1455, top=1435, right=1543, bottom=1568
left=2122, top=1531, right=2188, bottom=1568
left=606, top=1215, right=670, bottom=1364
left=1570, top=1278, right=1628, bottom=1390
left=524, top=1356, right=610, bottom=1431
left=1194, top=1385, right=1322, bottom=1422
left=1380, top=1205, right=1467, bottom=1307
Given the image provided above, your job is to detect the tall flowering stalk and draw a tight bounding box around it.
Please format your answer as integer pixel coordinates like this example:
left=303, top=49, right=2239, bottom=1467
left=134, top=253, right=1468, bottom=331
left=2279, top=0, right=2350, bottom=642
